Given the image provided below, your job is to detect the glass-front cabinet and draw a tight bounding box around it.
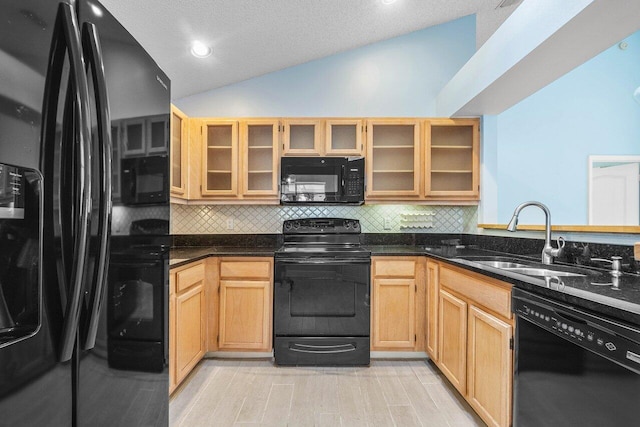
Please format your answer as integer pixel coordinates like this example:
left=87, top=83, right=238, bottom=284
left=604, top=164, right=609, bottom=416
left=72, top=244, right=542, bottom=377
left=325, top=119, right=364, bottom=156
left=200, top=120, right=238, bottom=196
left=366, top=119, right=421, bottom=198
left=424, top=119, right=479, bottom=199
left=282, top=119, right=322, bottom=155
left=170, top=105, right=188, bottom=196
left=240, top=120, right=279, bottom=197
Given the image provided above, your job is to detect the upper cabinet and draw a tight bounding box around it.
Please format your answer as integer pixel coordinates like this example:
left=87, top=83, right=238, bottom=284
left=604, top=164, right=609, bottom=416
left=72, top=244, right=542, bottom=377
left=174, top=116, right=479, bottom=204
left=325, top=119, right=364, bottom=156
left=197, top=119, right=279, bottom=201
left=424, top=119, right=479, bottom=199
left=201, top=120, right=239, bottom=197
left=240, top=120, right=279, bottom=198
left=170, top=105, right=188, bottom=197
left=282, top=118, right=365, bottom=156
left=282, top=119, right=322, bottom=155
left=366, top=119, right=421, bottom=198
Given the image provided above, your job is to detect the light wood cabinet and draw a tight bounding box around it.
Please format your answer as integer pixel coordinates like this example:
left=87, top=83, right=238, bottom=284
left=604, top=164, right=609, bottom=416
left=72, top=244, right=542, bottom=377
left=282, top=119, right=322, bottom=155
left=467, top=305, right=513, bottom=427
left=366, top=119, right=421, bottom=199
left=325, top=119, right=364, bottom=156
left=197, top=119, right=279, bottom=201
left=438, top=288, right=467, bottom=394
left=240, top=120, right=279, bottom=197
left=431, top=261, right=514, bottom=427
left=170, top=105, right=188, bottom=197
left=424, top=118, right=479, bottom=199
left=218, top=258, right=273, bottom=351
left=425, top=260, right=439, bottom=361
left=170, top=260, right=207, bottom=392
left=371, top=257, right=425, bottom=351
left=200, top=120, right=239, bottom=196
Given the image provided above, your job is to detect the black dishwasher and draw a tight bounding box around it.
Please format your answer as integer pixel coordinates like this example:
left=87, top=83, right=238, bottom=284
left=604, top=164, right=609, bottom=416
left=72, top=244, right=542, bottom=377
left=512, top=288, right=640, bottom=426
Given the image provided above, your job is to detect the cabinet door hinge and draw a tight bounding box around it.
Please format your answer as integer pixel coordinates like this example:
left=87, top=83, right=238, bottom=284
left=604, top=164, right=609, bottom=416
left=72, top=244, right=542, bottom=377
left=509, top=337, right=514, bottom=350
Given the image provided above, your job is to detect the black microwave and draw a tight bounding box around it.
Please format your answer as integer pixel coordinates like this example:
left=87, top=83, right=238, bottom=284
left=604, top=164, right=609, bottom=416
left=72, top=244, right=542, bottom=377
left=280, top=157, right=365, bottom=205
left=121, top=155, right=168, bottom=205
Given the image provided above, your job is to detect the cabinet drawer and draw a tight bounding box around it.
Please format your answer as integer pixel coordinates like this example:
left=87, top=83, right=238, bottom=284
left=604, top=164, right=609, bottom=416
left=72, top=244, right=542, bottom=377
left=220, top=260, right=271, bottom=279
left=175, top=262, right=205, bottom=293
left=440, top=265, right=511, bottom=319
left=373, top=259, right=415, bottom=277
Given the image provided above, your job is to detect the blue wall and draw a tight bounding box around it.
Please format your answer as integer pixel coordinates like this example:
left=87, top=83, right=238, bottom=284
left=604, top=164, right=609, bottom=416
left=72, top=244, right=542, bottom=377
left=175, top=16, right=476, bottom=117
left=487, top=31, right=640, bottom=226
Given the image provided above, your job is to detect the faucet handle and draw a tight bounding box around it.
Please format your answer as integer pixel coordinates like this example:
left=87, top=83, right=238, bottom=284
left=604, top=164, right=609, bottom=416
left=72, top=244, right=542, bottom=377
left=556, top=236, right=566, bottom=249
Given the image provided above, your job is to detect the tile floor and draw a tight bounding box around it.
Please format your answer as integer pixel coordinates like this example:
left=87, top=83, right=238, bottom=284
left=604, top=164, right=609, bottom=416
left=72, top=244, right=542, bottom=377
left=170, top=358, right=485, bottom=426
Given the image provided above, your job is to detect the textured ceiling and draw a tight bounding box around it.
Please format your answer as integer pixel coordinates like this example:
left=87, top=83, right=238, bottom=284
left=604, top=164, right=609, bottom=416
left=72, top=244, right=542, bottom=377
left=99, top=0, right=519, bottom=100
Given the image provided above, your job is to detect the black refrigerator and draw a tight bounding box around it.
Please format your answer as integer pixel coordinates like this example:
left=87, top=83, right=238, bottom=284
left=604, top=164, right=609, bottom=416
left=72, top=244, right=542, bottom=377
left=0, top=0, right=170, bottom=425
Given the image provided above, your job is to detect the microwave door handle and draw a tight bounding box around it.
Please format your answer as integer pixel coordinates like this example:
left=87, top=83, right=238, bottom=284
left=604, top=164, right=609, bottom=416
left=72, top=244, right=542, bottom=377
left=40, top=3, right=94, bottom=363
left=341, top=164, right=346, bottom=191
left=80, top=23, right=112, bottom=351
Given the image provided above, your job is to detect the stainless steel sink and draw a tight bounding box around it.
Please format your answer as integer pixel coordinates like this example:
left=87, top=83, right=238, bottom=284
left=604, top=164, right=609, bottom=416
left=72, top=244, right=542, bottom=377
left=473, top=260, right=531, bottom=269
left=499, top=267, right=585, bottom=277
left=454, top=255, right=602, bottom=278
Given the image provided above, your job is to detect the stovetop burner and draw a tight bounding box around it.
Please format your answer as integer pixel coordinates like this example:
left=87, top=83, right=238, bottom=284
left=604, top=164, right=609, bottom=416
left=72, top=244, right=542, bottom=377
left=277, top=218, right=369, bottom=259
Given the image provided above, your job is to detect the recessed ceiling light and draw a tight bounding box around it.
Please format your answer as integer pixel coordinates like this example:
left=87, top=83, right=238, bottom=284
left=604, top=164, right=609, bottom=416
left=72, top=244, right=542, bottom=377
left=381, top=0, right=398, bottom=4
left=191, top=41, right=212, bottom=58
left=89, top=3, right=103, bottom=17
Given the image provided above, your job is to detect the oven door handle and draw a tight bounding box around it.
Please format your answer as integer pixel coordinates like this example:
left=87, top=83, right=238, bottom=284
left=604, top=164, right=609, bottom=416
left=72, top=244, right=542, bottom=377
left=276, top=258, right=370, bottom=265
left=289, top=343, right=356, bottom=354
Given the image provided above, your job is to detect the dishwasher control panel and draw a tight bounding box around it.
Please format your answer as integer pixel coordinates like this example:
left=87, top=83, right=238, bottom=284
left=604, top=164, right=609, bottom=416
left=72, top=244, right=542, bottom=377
left=514, top=297, right=640, bottom=372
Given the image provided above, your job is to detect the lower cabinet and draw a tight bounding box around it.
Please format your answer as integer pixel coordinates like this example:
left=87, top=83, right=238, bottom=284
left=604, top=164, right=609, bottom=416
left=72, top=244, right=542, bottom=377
left=425, top=260, right=439, bottom=361
left=371, top=256, right=425, bottom=351
left=218, top=258, right=273, bottom=351
left=433, top=261, right=514, bottom=427
left=170, top=260, right=206, bottom=394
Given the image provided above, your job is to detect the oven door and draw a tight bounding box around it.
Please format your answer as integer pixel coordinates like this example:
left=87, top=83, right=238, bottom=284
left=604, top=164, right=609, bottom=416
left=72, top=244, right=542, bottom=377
left=274, top=258, right=370, bottom=337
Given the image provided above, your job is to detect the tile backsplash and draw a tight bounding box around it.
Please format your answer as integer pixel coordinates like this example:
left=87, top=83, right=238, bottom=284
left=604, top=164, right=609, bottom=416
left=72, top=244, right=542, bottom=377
left=171, top=204, right=478, bottom=234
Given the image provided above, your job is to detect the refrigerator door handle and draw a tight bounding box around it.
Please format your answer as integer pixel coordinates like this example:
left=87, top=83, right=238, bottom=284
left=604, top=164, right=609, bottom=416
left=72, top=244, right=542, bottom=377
left=80, top=22, right=113, bottom=351
left=40, top=3, right=93, bottom=363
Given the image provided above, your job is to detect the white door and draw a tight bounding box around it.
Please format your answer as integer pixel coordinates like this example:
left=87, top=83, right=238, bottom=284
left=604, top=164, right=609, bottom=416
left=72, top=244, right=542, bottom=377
left=589, top=162, right=639, bottom=225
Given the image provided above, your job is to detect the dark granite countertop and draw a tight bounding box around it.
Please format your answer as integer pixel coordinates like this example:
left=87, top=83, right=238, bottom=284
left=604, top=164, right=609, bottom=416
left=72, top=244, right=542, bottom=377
left=170, top=242, right=640, bottom=325
left=170, top=246, right=278, bottom=268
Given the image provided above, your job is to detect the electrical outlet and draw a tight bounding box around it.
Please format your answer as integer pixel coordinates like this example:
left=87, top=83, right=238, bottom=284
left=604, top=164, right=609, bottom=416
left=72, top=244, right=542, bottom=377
left=226, top=218, right=234, bottom=230
left=383, top=217, right=392, bottom=230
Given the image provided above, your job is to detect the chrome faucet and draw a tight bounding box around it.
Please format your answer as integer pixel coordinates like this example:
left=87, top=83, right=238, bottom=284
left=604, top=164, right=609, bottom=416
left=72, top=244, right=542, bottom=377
left=506, top=201, right=564, bottom=265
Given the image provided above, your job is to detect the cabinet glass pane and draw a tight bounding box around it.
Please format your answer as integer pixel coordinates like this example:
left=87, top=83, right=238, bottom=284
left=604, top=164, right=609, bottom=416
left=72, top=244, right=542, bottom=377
left=126, top=123, right=143, bottom=151
left=431, top=126, right=473, bottom=147
left=247, top=174, right=274, bottom=191
left=330, top=125, right=357, bottom=150
left=372, top=125, right=415, bottom=147
left=431, top=148, right=472, bottom=171
left=207, top=147, right=231, bottom=172
left=372, top=172, right=415, bottom=191
left=248, top=125, right=273, bottom=147
left=171, top=114, right=182, bottom=188
left=289, top=125, right=315, bottom=150
left=431, top=172, right=473, bottom=191
left=207, top=172, right=232, bottom=191
left=150, top=121, right=166, bottom=149
left=207, top=125, right=232, bottom=147
left=373, top=146, right=415, bottom=171
left=248, top=149, right=273, bottom=172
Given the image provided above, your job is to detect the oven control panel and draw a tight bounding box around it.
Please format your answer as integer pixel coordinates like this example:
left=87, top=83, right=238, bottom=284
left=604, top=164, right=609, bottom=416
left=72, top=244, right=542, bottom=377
left=283, top=218, right=360, bottom=234
left=514, top=298, right=640, bottom=372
